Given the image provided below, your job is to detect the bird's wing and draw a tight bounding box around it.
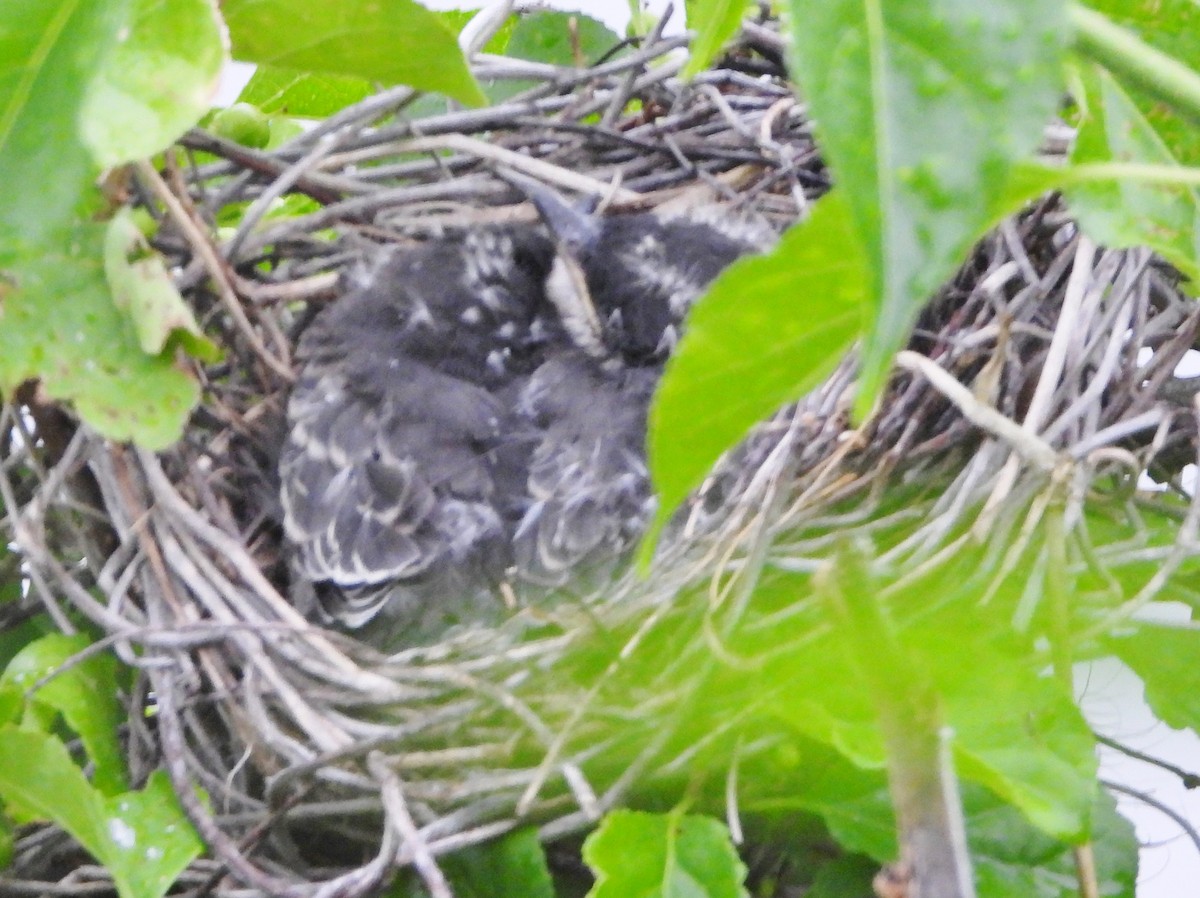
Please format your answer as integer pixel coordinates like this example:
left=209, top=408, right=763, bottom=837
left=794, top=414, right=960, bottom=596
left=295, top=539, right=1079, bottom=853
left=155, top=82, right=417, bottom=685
left=280, top=351, right=508, bottom=594
left=511, top=353, right=658, bottom=586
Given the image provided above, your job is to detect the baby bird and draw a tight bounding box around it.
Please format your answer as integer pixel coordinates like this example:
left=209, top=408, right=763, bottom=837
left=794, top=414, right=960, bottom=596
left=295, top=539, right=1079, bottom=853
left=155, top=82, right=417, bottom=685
left=279, top=187, right=768, bottom=642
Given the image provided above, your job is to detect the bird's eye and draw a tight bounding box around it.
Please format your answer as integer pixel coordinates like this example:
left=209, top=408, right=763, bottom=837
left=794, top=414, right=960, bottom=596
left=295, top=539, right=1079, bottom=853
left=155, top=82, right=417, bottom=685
left=513, top=243, right=550, bottom=277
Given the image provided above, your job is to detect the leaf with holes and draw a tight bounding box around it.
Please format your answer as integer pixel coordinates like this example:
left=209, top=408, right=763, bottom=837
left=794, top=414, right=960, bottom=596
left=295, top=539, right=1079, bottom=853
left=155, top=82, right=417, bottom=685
left=104, top=208, right=221, bottom=362
left=0, top=222, right=200, bottom=449
left=0, top=728, right=201, bottom=898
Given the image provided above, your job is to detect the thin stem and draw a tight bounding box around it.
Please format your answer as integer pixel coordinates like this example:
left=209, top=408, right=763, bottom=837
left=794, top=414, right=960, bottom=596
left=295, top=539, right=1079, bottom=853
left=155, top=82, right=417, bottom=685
left=1070, top=4, right=1200, bottom=125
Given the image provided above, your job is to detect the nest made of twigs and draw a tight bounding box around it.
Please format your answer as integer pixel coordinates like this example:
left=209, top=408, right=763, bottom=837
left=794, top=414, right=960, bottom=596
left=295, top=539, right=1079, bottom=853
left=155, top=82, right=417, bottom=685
left=5, top=13, right=1200, bottom=898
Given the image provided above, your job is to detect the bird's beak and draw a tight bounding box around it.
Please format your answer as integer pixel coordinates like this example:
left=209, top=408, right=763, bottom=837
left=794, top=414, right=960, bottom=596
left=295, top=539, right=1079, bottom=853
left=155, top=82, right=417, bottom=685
left=547, top=250, right=605, bottom=355
left=501, top=169, right=606, bottom=354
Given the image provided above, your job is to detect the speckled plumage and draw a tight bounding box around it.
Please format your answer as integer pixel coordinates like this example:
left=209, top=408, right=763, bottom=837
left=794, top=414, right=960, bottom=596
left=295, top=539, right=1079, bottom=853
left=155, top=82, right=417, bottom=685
left=279, top=205, right=770, bottom=641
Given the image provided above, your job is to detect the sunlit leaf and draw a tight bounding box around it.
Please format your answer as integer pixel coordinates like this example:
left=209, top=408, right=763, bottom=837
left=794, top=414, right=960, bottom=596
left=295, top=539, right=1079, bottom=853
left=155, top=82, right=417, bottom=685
left=1107, top=623, right=1200, bottom=733
left=1066, top=66, right=1200, bottom=281
left=222, top=0, right=486, bottom=107
left=1, top=633, right=127, bottom=795
left=238, top=65, right=373, bottom=118
left=784, top=0, right=1068, bottom=416
left=104, top=208, right=221, bottom=362
left=0, top=223, right=200, bottom=449
left=1072, top=0, right=1200, bottom=165
left=683, top=0, right=753, bottom=77
left=647, top=190, right=865, bottom=538
left=0, top=0, right=130, bottom=247
left=80, top=0, right=226, bottom=167
left=100, top=772, right=205, bottom=898
left=583, top=810, right=748, bottom=898
left=0, top=728, right=201, bottom=898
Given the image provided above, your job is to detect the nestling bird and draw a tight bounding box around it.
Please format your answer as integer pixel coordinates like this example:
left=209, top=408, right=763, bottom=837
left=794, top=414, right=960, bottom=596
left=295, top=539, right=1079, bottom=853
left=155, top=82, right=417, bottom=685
left=279, top=184, right=770, bottom=643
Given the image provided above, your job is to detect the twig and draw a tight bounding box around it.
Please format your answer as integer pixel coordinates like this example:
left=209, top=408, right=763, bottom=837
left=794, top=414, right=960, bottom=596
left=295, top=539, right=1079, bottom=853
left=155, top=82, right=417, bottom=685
left=135, top=160, right=295, bottom=382
left=894, top=351, right=1059, bottom=471
left=1096, top=733, right=1200, bottom=789
left=368, top=753, right=452, bottom=898
left=1103, top=779, right=1200, bottom=857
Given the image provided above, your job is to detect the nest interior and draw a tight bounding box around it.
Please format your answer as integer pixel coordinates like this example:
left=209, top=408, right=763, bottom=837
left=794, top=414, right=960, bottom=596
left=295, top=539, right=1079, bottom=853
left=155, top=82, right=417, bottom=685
left=4, top=13, right=1200, bottom=898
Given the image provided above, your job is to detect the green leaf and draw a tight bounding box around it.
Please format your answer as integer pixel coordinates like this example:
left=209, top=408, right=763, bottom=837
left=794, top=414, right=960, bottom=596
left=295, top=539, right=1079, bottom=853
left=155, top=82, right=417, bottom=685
left=765, top=546, right=1096, bottom=845
left=265, top=114, right=307, bottom=149
left=1083, top=788, right=1138, bottom=898
left=968, top=784, right=1136, bottom=898
left=238, top=65, right=373, bottom=118
left=221, top=0, right=486, bottom=107
left=440, top=827, right=554, bottom=898
left=1080, top=500, right=1196, bottom=612
left=683, top=0, right=752, bottom=78
left=0, top=0, right=130, bottom=247
left=104, top=208, right=222, bottom=362
left=1070, top=3, right=1200, bottom=152
left=0, top=685, right=20, bottom=728
left=484, top=10, right=624, bottom=104
left=939, top=642, right=1097, bottom=843
left=770, top=746, right=897, bottom=861
left=0, top=560, right=53, bottom=677
left=1078, top=0, right=1200, bottom=166
left=583, top=809, right=748, bottom=898
left=784, top=0, right=1068, bottom=417
left=79, top=0, right=226, bottom=167
left=1, top=633, right=127, bottom=795
left=0, top=728, right=202, bottom=898
left=805, top=854, right=879, bottom=898
left=0, top=810, right=11, bottom=870
left=0, top=726, right=107, bottom=847
left=766, top=634, right=884, bottom=770
left=1065, top=66, right=1200, bottom=281
left=897, top=580, right=1098, bottom=842
left=439, top=8, right=518, bottom=55
left=1107, top=623, right=1200, bottom=732
left=505, top=11, right=622, bottom=68
left=0, top=222, right=200, bottom=449
left=100, top=771, right=205, bottom=898
left=646, top=190, right=865, bottom=537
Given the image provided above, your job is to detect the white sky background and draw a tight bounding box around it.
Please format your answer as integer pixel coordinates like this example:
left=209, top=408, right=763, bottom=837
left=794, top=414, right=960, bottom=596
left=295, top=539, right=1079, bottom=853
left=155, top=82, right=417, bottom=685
left=212, top=4, right=1200, bottom=895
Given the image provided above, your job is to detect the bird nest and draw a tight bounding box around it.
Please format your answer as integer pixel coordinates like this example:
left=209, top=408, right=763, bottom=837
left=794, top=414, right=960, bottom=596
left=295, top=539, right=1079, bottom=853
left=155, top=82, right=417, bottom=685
left=5, top=14, right=1200, bottom=898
